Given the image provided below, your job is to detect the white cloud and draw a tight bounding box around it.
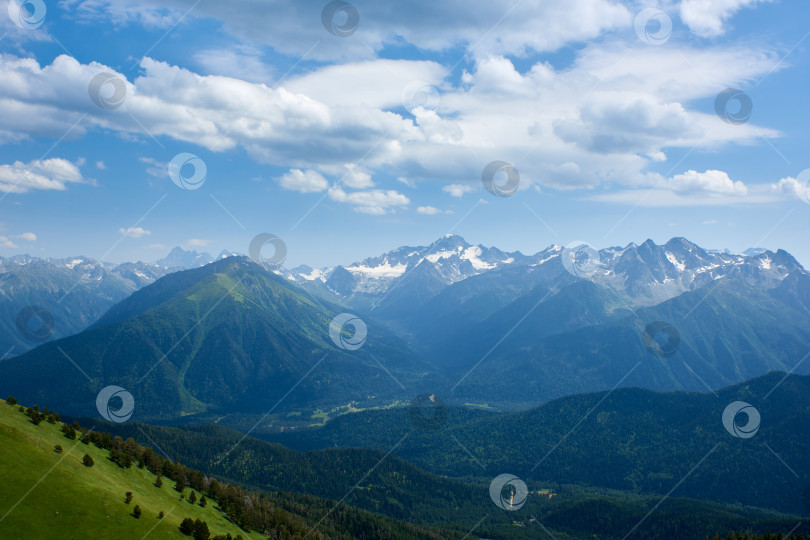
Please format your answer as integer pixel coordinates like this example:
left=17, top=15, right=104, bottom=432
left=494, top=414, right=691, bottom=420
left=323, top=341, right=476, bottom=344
left=443, top=184, right=476, bottom=198
left=0, top=158, right=86, bottom=194
left=328, top=187, right=410, bottom=215
left=139, top=157, right=166, bottom=179
left=63, top=0, right=631, bottom=60
left=668, top=170, right=747, bottom=196
left=186, top=238, right=210, bottom=247
left=680, top=0, right=769, bottom=37
left=96, top=161, right=106, bottom=170
left=0, top=236, right=17, bottom=248
left=397, top=176, right=415, bottom=188
left=275, top=169, right=329, bottom=193
left=587, top=169, right=764, bottom=206
left=193, top=46, right=273, bottom=84
left=119, top=226, right=151, bottom=238
left=0, top=40, right=783, bottom=203
left=341, top=166, right=374, bottom=189
left=17, top=232, right=36, bottom=241
left=770, top=175, right=809, bottom=202
left=417, top=205, right=451, bottom=215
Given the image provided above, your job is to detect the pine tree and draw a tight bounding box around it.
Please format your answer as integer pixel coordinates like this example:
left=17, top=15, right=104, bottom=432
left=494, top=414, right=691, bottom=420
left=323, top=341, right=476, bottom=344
left=193, top=519, right=210, bottom=540
left=158, top=511, right=164, bottom=519
left=132, top=505, right=141, bottom=518
left=180, top=518, right=194, bottom=535
left=82, top=454, right=94, bottom=467
left=199, top=495, right=207, bottom=507
left=125, top=491, right=133, bottom=504
left=189, top=491, right=197, bottom=504
left=155, top=475, right=163, bottom=488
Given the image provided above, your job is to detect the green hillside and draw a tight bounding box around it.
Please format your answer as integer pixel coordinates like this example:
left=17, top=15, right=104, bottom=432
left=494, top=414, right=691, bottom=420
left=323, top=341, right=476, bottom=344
left=0, top=399, right=468, bottom=540
left=0, top=399, right=262, bottom=539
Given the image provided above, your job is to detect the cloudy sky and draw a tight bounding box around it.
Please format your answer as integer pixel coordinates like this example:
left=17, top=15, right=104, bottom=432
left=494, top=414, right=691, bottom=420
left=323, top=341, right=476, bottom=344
left=1, top=0, right=809, bottom=267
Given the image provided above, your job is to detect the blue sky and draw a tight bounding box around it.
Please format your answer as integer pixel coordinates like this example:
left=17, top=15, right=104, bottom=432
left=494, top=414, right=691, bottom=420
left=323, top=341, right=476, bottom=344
left=1, top=0, right=809, bottom=268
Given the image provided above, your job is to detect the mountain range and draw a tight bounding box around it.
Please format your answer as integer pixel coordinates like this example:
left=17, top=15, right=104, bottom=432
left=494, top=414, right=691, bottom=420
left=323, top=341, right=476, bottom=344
left=1, top=235, right=808, bottom=423
left=0, top=254, right=169, bottom=356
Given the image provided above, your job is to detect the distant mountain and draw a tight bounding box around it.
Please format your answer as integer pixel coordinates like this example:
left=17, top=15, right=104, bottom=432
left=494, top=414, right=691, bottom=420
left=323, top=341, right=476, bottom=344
left=425, top=274, right=810, bottom=407
left=284, top=236, right=804, bottom=333
left=0, top=255, right=168, bottom=356
left=285, top=234, right=527, bottom=315
left=155, top=246, right=239, bottom=269
left=0, top=257, right=439, bottom=420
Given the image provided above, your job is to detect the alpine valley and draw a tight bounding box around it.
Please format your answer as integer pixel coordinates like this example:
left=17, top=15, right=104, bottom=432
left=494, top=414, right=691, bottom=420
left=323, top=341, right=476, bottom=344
left=2, top=236, right=809, bottom=539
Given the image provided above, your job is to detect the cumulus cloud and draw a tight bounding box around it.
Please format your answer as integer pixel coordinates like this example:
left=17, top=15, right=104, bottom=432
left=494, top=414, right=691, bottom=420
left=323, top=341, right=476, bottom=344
left=771, top=175, right=809, bottom=202
left=275, top=169, right=329, bottom=193
left=0, top=38, right=783, bottom=203
left=443, top=184, right=476, bottom=198
left=17, top=232, right=36, bottom=241
left=0, top=158, right=87, bottom=194
left=680, top=0, right=769, bottom=37
left=62, top=0, right=631, bottom=60
left=328, top=187, right=410, bottom=215
left=119, top=226, right=151, bottom=238
left=417, top=205, right=451, bottom=215
left=341, top=166, right=374, bottom=189
left=589, top=169, right=763, bottom=206
left=0, top=236, right=17, bottom=248
left=667, top=169, right=747, bottom=196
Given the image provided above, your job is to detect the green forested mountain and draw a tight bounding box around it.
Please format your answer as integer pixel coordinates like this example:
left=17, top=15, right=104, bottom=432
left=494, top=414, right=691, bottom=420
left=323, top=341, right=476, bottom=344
left=265, top=372, right=810, bottom=516
left=77, top=400, right=809, bottom=540
left=0, top=257, right=438, bottom=420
